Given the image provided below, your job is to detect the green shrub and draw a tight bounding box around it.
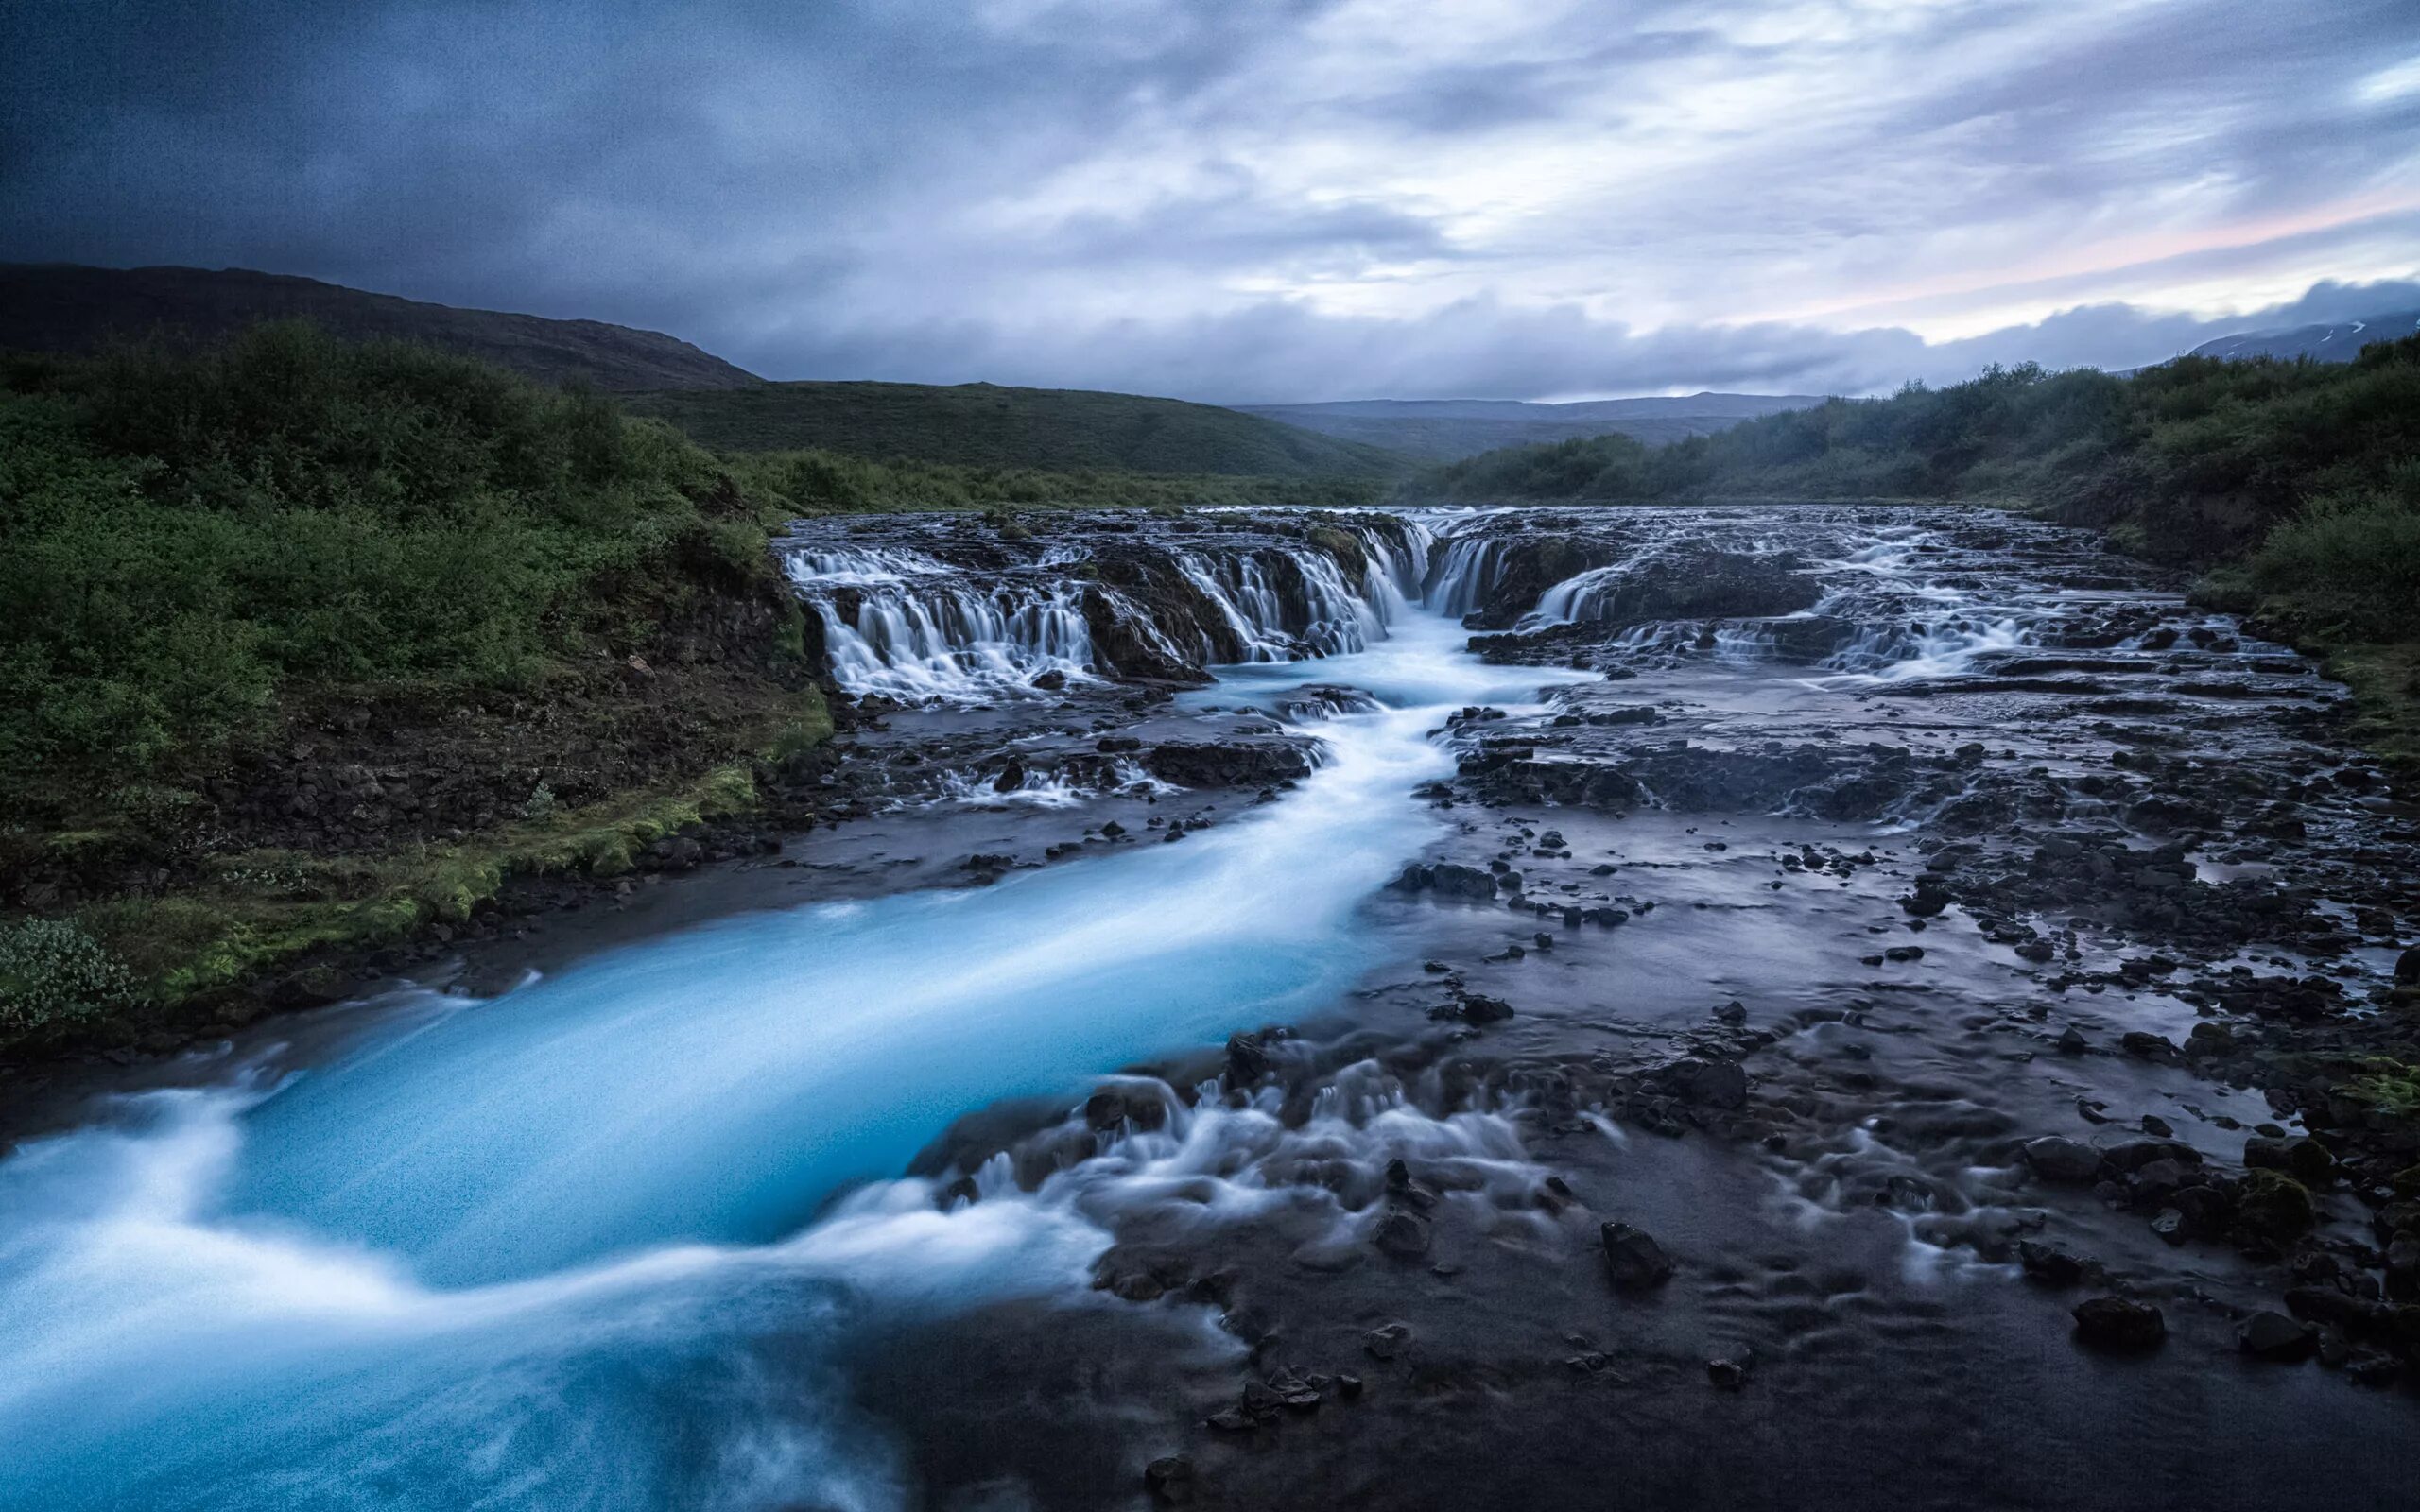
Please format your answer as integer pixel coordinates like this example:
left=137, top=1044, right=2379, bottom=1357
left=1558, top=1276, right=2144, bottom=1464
left=2239, top=468, right=2420, bottom=643
left=0, top=917, right=142, bottom=1040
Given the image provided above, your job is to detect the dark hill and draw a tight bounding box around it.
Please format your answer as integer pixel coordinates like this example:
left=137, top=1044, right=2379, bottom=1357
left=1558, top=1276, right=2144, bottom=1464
left=2185, top=309, right=2420, bottom=364
left=625, top=380, right=1410, bottom=479
left=0, top=264, right=760, bottom=391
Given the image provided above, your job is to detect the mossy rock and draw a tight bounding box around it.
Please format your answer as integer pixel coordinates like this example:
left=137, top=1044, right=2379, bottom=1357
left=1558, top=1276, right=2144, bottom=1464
left=2237, top=1168, right=2317, bottom=1239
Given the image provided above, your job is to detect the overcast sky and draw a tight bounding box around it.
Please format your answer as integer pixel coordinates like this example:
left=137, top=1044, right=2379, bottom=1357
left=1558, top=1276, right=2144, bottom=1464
left=5, top=0, right=2418, bottom=400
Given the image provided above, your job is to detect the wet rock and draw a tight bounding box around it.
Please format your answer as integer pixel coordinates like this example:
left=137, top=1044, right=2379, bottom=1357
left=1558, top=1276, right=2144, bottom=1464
left=1084, top=1084, right=1169, bottom=1133
left=1373, top=1211, right=1432, bottom=1259
left=1902, top=879, right=1952, bottom=917
left=2022, top=1137, right=2105, bottom=1184
left=1145, top=1454, right=1195, bottom=1503
left=1223, top=1031, right=1273, bottom=1087
left=2119, top=1031, right=2180, bottom=1061
left=2238, top=1311, right=2317, bottom=1362
left=1659, top=1057, right=1748, bottom=1109
left=1600, top=1221, right=1674, bottom=1291
left=1144, top=741, right=1313, bottom=788
left=2243, top=1135, right=2335, bottom=1185
left=2398, top=945, right=2420, bottom=985
left=1452, top=992, right=1515, bottom=1025
left=1706, top=1354, right=1753, bottom=1390
left=2018, top=1241, right=2086, bottom=1286
left=1362, top=1322, right=1412, bottom=1361
left=2236, top=1169, right=2317, bottom=1240
left=2072, top=1296, right=2166, bottom=1350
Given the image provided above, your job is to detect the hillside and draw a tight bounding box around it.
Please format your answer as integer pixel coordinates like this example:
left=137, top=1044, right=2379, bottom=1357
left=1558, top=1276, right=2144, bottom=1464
left=2186, top=309, right=2420, bottom=364
left=1239, top=392, right=1824, bottom=462
left=626, top=380, right=1411, bottom=478
left=0, top=264, right=761, bottom=392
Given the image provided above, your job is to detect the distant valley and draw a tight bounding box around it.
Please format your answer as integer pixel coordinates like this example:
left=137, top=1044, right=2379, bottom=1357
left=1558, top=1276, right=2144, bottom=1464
left=1238, top=393, right=1827, bottom=462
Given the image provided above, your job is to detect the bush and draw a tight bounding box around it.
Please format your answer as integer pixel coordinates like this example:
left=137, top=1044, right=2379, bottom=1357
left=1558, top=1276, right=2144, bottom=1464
left=0, top=917, right=141, bottom=1040
left=2240, top=470, right=2420, bottom=643
left=0, top=325, right=755, bottom=792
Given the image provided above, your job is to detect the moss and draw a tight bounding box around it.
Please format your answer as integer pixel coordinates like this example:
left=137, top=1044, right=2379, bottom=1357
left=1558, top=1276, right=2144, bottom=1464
left=54, top=762, right=774, bottom=1029
left=2237, top=1168, right=2317, bottom=1236
left=2324, top=644, right=2420, bottom=778
left=765, top=688, right=835, bottom=762
left=2345, top=1058, right=2420, bottom=1120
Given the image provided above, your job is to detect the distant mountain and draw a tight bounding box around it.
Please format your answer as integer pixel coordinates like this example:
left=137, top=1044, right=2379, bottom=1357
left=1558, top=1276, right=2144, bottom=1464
left=1236, top=393, right=1826, bottom=463
left=0, top=264, right=760, bottom=391
left=626, top=381, right=1410, bottom=479
left=2185, top=309, right=2420, bottom=364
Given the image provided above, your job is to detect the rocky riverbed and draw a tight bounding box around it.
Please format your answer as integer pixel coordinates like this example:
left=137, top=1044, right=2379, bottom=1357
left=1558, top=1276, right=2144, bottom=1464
left=3, top=503, right=2414, bottom=1512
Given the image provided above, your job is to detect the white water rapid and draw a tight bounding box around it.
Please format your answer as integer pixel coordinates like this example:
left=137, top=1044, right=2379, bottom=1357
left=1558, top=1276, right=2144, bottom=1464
left=0, top=540, right=1586, bottom=1511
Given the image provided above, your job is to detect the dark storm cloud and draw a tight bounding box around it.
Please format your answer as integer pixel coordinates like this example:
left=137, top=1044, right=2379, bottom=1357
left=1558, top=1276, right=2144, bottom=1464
left=4, top=0, right=2417, bottom=400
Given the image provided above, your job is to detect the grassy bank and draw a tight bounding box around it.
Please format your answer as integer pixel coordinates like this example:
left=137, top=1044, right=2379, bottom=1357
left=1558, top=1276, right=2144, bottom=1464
left=0, top=326, right=1392, bottom=1054
left=1400, top=335, right=2420, bottom=768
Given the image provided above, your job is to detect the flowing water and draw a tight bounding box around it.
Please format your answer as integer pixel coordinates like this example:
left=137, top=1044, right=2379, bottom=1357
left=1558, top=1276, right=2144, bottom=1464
left=0, top=528, right=1598, bottom=1510
left=4, top=505, right=2412, bottom=1509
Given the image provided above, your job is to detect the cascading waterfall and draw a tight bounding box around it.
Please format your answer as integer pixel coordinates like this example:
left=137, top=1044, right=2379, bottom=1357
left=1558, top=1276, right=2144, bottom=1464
left=0, top=576, right=1589, bottom=1512
left=783, top=517, right=1437, bottom=699
left=1422, top=531, right=1514, bottom=618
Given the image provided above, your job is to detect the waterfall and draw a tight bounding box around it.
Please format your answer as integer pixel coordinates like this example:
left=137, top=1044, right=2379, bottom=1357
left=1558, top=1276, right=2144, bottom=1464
left=1421, top=530, right=1512, bottom=617
left=782, top=514, right=1436, bottom=701
left=810, top=580, right=1097, bottom=699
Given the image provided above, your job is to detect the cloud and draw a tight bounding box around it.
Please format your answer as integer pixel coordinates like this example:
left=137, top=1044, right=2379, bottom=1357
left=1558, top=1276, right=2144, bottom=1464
left=3, top=0, right=2417, bottom=400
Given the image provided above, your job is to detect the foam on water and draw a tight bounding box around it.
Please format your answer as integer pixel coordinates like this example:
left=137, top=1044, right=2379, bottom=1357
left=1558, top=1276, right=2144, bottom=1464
left=0, top=586, right=1582, bottom=1512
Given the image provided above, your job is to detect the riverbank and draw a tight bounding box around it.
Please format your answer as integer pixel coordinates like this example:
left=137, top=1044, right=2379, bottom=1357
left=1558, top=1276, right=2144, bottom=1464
left=5, top=501, right=2415, bottom=1511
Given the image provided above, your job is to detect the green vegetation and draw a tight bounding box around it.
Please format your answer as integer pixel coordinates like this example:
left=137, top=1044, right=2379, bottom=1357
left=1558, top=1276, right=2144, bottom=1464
left=1, top=325, right=782, bottom=788
left=724, top=446, right=1383, bottom=514
left=1407, top=336, right=2420, bottom=765
left=626, top=378, right=1410, bottom=479
left=0, top=325, right=1391, bottom=1052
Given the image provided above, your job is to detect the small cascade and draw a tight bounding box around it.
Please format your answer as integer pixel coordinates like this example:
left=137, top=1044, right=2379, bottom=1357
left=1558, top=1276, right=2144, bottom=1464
left=1822, top=615, right=2033, bottom=681
left=810, top=579, right=1097, bottom=699
left=1423, top=531, right=1514, bottom=617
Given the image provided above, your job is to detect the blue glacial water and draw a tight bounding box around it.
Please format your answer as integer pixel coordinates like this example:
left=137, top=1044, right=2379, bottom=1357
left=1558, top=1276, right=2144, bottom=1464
left=0, top=609, right=1583, bottom=1511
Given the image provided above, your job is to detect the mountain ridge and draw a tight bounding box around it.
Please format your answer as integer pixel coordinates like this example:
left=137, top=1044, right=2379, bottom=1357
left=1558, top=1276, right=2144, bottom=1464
left=0, top=263, right=761, bottom=392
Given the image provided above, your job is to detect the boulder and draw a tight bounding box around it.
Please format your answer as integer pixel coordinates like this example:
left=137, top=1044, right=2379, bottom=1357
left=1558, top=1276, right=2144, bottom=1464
left=1600, top=1222, right=1674, bottom=1291
left=2238, top=1311, right=2317, bottom=1362
left=2072, top=1296, right=2165, bottom=1350
left=2243, top=1135, right=2334, bottom=1185
left=2021, top=1137, right=2104, bottom=1184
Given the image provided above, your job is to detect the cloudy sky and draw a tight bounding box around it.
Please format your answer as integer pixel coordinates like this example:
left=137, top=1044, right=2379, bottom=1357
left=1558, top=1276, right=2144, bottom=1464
left=5, top=0, right=2418, bottom=400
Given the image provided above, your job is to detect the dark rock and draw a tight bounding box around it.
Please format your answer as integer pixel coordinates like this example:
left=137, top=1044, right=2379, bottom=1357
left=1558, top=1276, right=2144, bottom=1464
left=1428, top=863, right=1499, bottom=901
left=1145, top=1455, right=1194, bottom=1503
left=1706, top=1355, right=1752, bottom=1390
left=2236, top=1169, right=2317, bottom=1240
left=2021, top=1136, right=2104, bottom=1184
left=1362, top=1322, right=1412, bottom=1361
left=1144, top=741, right=1314, bottom=788
left=1373, top=1211, right=1431, bottom=1259
left=1600, top=1221, right=1674, bottom=1291
left=2243, top=1135, right=2335, bottom=1185
left=1223, top=1032, right=1272, bottom=1087
left=2398, top=945, right=2420, bottom=985
left=2072, top=1296, right=2166, bottom=1349
left=2119, top=1031, right=2179, bottom=1061
left=2238, top=1310, right=2317, bottom=1361
left=2018, top=1241, right=2085, bottom=1286
left=1455, top=992, right=1515, bottom=1025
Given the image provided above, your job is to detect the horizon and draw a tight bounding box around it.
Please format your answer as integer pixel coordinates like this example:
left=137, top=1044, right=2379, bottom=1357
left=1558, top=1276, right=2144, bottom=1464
left=5, top=2, right=2418, bottom=401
